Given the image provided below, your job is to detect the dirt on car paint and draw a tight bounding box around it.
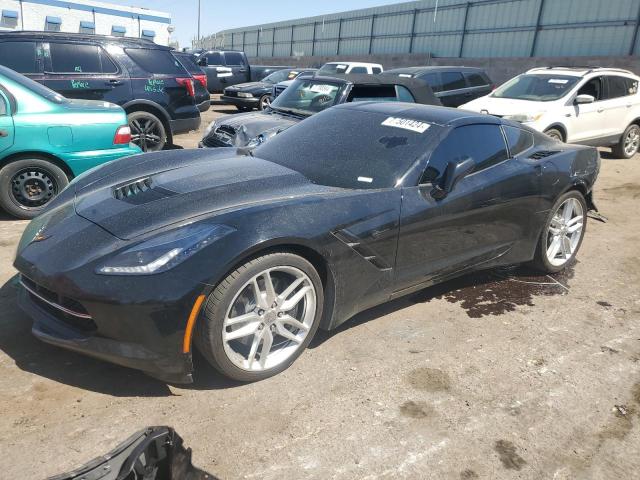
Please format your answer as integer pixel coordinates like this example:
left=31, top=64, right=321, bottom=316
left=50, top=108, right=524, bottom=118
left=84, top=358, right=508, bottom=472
left=412, top=264, right=576, bottom=318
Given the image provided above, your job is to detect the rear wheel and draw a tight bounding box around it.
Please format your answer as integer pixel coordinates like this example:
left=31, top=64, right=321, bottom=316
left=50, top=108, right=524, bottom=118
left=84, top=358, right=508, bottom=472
left=544, top=128, right=564, bottom=142
left=195, top=252, right=323, bottom=382
left=128, top=111, right=166, bottom=152
left=530, top=190, right=587, bottom=273
left=612, top=124, right=640, bottom=159
left=0, top=156, right=69, bottom=219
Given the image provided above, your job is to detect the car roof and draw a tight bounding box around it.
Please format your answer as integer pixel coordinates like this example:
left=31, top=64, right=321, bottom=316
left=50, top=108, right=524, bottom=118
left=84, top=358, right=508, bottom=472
left=322, top=61, right=383, bottom=67
left=386, top=66, right=486, bottom=74
left=335, top=101, right=502, bottom=127
left=0, top=30, right=168, bottom=49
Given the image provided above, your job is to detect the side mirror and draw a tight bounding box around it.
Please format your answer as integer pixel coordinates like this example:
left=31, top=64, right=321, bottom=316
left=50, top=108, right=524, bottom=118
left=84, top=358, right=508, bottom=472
left=197, top=56, right=208, bottom=67
left=430, top=157, right=475, bottom=200
left=575, top=94, right=595, bottom=104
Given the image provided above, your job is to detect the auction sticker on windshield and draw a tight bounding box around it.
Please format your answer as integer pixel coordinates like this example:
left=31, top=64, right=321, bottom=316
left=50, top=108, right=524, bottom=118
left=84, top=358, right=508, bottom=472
left=309, top=84, right=335, bottom=94
left=381, top=117, right=430, bottom=133
left=548, top=79, right=569, bottom=84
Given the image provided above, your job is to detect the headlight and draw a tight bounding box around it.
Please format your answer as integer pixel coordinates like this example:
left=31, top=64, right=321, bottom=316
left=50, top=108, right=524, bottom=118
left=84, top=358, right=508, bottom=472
left=237, top=92, right=253, bottom=98
left=503, top=113, right=544, bottom=123
left=97, top=223, right=235, bottom=275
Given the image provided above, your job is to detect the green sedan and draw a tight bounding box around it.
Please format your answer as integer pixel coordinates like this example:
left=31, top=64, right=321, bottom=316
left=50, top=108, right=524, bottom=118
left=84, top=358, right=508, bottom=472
left=0, top=65, right=141, bottom=219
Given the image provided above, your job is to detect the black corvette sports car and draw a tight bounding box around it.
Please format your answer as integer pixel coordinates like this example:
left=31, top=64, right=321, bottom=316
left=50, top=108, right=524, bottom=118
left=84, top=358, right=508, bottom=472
left=14, top=102, right=599, bottom=383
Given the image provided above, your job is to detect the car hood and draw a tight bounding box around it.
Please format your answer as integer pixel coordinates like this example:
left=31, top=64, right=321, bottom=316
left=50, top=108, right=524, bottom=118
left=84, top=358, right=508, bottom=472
left=226, top=81, right=271, bottom=92
left=205, top=110, right=301, bottom=146
left=460, top=96, right=551, bottom=116
left=72, top=148, right=331, bottom=240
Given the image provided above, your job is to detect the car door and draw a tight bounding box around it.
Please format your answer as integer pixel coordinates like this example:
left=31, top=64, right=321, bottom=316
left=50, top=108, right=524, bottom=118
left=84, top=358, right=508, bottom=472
left=41, top=41, right=131, bottom=104
left=223, top=52, right=249, bottom=85
left=463, top=71, right=493, bottom=101
left=0, top=87, right=15, bottom=155
left=569, top=76, right=609, bottom=142
left=601, top=75, right=639, bottom=139
left=393, top=124, right=541, bottom=293
left=438, top=71, right=471, bottom=107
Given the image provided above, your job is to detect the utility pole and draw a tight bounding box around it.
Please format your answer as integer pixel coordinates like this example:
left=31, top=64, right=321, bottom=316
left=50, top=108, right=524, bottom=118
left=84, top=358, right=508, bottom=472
left=197, top=0, right=201, bottom=47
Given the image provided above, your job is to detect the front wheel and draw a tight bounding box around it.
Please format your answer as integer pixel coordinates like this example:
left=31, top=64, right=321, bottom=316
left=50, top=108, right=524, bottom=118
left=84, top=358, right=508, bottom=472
left=195, top=252, right=324, bottom=382
left=530, top=191, right=587, bottom=273
left=612, top=124, right=640, bottom=159
left=544, top=128, right=564, bottom=142
left=258, top=95, right=271, bottom=111
left=128, top=111, right=167, bottom=152
left=0, top=157, right=69, bottom=219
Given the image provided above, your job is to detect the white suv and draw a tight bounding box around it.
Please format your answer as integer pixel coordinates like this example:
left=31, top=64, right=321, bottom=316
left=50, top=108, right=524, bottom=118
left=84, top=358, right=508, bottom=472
left=460, top=67, right=640, bottom=158
left=317, top=62, right=384, bottom=75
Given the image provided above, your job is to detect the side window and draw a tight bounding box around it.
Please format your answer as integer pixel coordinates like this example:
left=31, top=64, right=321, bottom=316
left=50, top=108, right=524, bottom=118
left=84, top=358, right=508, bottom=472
left=349, top=66, right=368, bottom=74
left=577, top=76, right=604, bottom=101
left=503, top=125, right=534, bottom=157
left=0, top=41, right=38, bottom=74
left=421, top=72, right=442, bottom=92
left=223, top=52, right=245, bottom=66
left=49, top=43, right=102, bottom=73
left=0, top=90, right=7, bottom=116
left=465, top=72, right=488, bottom=87
left=372, top=67, right=382, bottom=74
left=422, top=125, right=508, bottom=183
left=205, top=52, right=223, bottom=65
left=440, top=72, right=466, bottom=91
left=395, top=85, right=415, bottom=102
left=606, top=76, right=638, bottom=99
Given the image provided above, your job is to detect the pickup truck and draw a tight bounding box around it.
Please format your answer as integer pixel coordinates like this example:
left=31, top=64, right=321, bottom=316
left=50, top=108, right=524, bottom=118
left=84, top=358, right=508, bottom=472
left=196, top=50, right=292, bottom=93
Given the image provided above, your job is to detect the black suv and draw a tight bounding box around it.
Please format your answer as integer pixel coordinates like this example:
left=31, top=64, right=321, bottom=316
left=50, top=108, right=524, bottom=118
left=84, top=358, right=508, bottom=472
left=385, top=66, right=494, bottom=107
left=0, top=32, right=201, bottom=151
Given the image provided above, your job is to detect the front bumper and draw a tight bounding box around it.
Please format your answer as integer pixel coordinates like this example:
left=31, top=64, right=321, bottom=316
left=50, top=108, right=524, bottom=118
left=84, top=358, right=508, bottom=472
left=221, top=95, right=259, bottom=109
left=169, top=115, right=202, bottom=135
left=18, top=282, right=194, bottom=384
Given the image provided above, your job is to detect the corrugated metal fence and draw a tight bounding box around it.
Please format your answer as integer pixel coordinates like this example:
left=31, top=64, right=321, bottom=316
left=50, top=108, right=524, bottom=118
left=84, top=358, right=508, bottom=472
left=200, top=0, right=640, bottom=58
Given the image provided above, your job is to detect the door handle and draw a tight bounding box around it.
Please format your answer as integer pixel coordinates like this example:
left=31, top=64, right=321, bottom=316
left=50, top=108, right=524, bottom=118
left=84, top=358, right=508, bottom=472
left=238, top=68, right=247, bottom=73
left=106, top=80, right=124, bottom=86
left=0, top=129, right=8, bottom=137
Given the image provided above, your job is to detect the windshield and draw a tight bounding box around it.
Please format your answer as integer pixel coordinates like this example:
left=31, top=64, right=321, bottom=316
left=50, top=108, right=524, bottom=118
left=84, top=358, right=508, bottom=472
left=0, top=66, right=68, bottom=104
left=263, top=69, right=299, bottom=84
left=492, top=74, right=579, bottom=101
left=318, top=63, right=348, bottom=75
left=270, top=78, right=345, bottom=115
left=255, top=106, right=437, bottom=189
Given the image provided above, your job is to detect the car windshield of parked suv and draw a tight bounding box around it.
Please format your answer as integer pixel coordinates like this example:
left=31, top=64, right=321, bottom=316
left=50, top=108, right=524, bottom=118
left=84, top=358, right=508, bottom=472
left=0, top=65, right=68, bottom=104
left=270, top=78, right=346, bottom=116
left=318, top=63, right=348, bottom=75
left=255, top=106, right=437, bottom=189
left=492, top=74, right=580, bottom=101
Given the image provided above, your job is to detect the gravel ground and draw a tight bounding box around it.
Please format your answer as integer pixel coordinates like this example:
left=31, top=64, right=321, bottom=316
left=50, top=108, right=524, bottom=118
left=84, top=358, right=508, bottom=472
left=0, top=101, right=638, bottom=479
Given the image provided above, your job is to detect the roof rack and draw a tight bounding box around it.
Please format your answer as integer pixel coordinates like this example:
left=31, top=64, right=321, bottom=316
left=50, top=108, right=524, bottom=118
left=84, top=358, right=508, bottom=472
left=0, top=30, right=156, bottom=44
left=529, top=66, right=634, bottom=76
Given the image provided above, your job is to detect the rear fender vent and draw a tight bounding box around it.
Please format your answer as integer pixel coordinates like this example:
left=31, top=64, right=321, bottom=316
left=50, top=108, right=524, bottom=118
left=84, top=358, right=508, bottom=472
left=529, top=150, right=560, bottom=160
left=113, top=177, right=152, bottom=200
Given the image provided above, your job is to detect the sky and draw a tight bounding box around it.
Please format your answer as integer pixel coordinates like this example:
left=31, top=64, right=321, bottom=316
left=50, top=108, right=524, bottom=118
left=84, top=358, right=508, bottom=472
left=104, top=0, right=411, bottom=48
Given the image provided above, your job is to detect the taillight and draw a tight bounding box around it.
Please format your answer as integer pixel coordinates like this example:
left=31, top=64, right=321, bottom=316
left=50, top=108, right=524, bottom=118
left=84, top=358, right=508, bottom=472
left=193, top=74, right=207, bottom=89
left=176, top=77, right=195, bottom=97
left=113, top=125, right=131, bottom=145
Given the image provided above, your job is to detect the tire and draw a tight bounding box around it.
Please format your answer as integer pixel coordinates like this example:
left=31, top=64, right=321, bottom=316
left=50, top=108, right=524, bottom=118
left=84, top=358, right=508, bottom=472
left=0, top=156, right=69, bottom=220
left=258, top=94, right=271, bottom=111
left=612, top=123, right=640, bottom=159
left=128, top=111, right=167, bottom=152
left=195, top=252, right=324, bottom=382
left=529, top=190, right=587, bottom=274
left=544, top=128, right=564, bottom=142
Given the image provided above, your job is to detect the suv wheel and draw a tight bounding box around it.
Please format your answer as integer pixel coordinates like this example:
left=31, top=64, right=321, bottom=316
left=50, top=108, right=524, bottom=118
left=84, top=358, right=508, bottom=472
left=613, top=124, right=640, bottom=159
left=544, top=128, right=564, bottom=142
left=128, top=111, right=167, bottom=152
left=0, top=156, right=69, bottom=219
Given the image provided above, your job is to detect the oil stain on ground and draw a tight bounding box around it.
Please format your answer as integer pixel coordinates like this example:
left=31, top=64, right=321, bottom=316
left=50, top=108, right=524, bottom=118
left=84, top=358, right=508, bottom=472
left=494, top=440, right=527, bottom=470
left=399, top=400, right=435, bottom=419
left=411, top=264, right=575, bottom=318
left=406, top=367, right=451, bottom=392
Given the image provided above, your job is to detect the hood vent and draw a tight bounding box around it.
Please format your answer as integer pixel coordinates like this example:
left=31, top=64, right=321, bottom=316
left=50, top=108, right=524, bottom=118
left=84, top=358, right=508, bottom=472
left=113, top=177, right=177, bottom=205
left=529, top=150, right=560, bottom=160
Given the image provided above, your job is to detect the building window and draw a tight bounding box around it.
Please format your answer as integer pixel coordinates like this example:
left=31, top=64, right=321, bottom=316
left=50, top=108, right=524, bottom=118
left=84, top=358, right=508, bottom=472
left=112, top=25, right=126, bottom=37
left=79, top=21, right=95, bottom=34
left=45, top=16, right=62, bottom=32
left=1, top=10, right=19, bottom=28
left=141, top=29, right=156, bottom=40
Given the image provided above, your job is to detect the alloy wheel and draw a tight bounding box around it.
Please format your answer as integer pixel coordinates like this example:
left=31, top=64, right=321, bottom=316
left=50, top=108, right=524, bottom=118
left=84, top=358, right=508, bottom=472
left=546, top=197, right=584, bottom=267
left=130, top=116, right=164, bottom=152
left=10, top=167, right=57, bottom=209
left=624, top=126, right=640, bottom=157
left=222, top=266, right=317, bottom=372
left=260, top=95, right=271, bottom=110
